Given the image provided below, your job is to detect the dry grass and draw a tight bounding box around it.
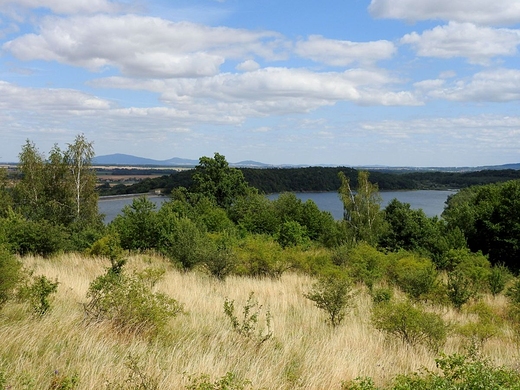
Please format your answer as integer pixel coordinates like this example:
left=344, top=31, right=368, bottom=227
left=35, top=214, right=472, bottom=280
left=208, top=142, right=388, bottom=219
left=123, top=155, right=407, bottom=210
left=1, top=253, right=519, bottom=389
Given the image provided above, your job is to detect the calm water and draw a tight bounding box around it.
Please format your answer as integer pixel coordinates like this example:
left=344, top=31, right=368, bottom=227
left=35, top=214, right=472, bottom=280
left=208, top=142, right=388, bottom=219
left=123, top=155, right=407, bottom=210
left=99, top=190, right=456, bottom=223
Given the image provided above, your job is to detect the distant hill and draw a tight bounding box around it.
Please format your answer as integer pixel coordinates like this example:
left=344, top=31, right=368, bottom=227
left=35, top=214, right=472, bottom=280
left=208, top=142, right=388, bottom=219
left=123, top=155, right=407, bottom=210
left=92, top=153, right=520, bottom=171
left=93, top=154, right=269, bottom=167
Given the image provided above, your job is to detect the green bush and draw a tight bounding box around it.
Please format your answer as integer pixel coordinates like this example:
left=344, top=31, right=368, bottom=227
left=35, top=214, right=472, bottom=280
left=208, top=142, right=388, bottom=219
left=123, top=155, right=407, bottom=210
left=345, top=243, right=387, bottom=291
left=277, top=220, right=310, bottom=248
left=446, top=269, right=475, bottom=310
left=185, top=372, right=253, bottom=390
left=370, top=287, right=393, bottom=305
left=24, top=275, right=59, bottom=316
left=389, top=254, right=437, bottom=300
left=456, top=302, right=502, bottom=349
left=304, top=271, right=353, bottom=327
left=372, top=300, right=447, bottom=351
left=0, top=247, right=22, bottom=309
left=488, top=263, right=512, bottom=296
left=203, top=232, right=238, bottom=280
left=86, top=233, right=123, bottom=262
left=234, top=235, right=290, bottom=279
left=84, top=263, right=183, bottom=336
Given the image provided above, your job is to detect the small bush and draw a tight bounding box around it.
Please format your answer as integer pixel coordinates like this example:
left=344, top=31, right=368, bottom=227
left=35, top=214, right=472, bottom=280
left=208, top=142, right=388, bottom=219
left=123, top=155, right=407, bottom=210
left=372, top=300, right=447, bottom=351
left=0, top=247, right=22, bottom=309
left=457, top=302, right=502, bottom=350
left=86, top=233, right=123, bottom=262
left=304, top=271, right=353, bottom=327
left=223, top=292, right=272, bottom=343
left=185, top=372, right=253, bottom=390
left=234, top=236, right=290, bottom=279
left=277, top=220, right=310, bottom=248
left=446, top=270, right=475, bottom=310
left=25, top=275, right=59, bottom=316
left=48, top=371, right=79, bottom=390
left=344, top=243, right=387, bottom=291
left=371, top=287, right=393, bottom=305
left=84, top=263, right=183, bottom=336
left=104, top=354, right=159, bottom=390
left=389, top=254, right=437, bottom=300
left=488, top=263, right=512, bottom=296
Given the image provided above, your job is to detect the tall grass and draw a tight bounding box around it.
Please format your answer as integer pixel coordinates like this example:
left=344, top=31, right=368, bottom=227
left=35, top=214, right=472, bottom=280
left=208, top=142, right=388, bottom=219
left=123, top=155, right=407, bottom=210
left=0, top=253, right=518, bottom=389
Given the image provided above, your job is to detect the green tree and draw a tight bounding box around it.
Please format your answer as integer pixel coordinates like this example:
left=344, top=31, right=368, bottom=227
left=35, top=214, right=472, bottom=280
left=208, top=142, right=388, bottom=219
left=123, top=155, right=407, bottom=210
left=15, top=140, right=46, bottom=220
left=338, top=171, right=386, bottom=246
left=192, top=153, right=249, bottom=209
left=443, top=180, right=520, bottom=271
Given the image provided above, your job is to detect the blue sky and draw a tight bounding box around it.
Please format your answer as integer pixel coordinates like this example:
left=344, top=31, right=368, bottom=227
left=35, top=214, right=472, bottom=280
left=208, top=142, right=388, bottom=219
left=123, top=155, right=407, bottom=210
left=1, top=0, right=520, bottom=167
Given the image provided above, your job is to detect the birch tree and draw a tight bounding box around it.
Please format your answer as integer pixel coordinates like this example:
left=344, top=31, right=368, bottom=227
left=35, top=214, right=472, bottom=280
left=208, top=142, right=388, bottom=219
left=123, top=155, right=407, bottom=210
left=65, top=134, right=98, bottom=225
left=338, top=170, right=385, bottom=245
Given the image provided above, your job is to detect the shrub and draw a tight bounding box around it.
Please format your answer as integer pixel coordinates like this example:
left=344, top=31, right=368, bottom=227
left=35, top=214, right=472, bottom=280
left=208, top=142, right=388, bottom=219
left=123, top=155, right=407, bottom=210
left=344, top=243, right=387, bottom=291
left=223, top=292, right=272, bottom=343
left=185, top=372, right=253, bottom=390
left=304, top=271, right=353, bottom=327
left=48, top=371, right=79, bottom=390
left=24, top=275, right=59, bottom=316
left=446, top=269, right=475, bottom=310
left=457, top=302, right=502, bottom=349
left=86, top=233, right=123, bottom=262
left=84, top=263, right=183, bottom=336
left=389, top=254, right=437, bottom=300
left=104, top=354, right=159, bottom=390
left=488, top=263, right=512, bottom=296
left=0, top=247, right=22, bottom=309
left=371, top=287, right=393, bottom=305
left=234, top=235, right=290, bottom=279
left=277, top=220, right=310, bottom=248
left=372, top=300, right=447, bottom=351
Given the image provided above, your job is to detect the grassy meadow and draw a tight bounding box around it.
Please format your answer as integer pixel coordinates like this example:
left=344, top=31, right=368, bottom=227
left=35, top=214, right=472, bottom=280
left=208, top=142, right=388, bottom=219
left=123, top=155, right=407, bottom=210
left=1, top=253, right=519, bottom=389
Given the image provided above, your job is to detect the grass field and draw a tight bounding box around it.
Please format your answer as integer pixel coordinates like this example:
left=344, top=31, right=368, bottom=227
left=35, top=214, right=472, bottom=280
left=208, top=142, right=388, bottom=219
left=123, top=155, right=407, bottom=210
left=1, top=253, right=519, bottom=389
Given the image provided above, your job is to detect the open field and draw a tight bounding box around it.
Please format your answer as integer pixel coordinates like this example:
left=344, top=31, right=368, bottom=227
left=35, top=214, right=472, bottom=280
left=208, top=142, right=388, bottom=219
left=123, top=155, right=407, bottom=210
left=1, top=253, right=519, bottom=389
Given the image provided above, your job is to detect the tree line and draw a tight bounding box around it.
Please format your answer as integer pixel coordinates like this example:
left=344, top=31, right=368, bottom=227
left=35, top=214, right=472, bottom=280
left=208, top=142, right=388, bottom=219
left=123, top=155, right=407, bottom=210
left=97, top=164, right=520, bottom=196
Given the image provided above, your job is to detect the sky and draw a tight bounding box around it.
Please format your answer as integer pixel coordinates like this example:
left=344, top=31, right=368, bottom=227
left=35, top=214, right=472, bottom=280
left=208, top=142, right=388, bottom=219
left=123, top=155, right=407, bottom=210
left=1, top=0, right=520, bottom=167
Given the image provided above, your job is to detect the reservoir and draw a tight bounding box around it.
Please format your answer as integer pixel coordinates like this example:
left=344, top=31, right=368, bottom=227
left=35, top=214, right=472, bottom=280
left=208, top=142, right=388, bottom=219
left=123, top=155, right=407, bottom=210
left=98, top=190, right=455, bottom=223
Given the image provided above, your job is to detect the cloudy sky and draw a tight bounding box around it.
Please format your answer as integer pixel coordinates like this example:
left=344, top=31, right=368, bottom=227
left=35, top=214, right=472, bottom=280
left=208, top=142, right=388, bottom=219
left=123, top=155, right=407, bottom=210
left=1, top=0, right=520, bottom=167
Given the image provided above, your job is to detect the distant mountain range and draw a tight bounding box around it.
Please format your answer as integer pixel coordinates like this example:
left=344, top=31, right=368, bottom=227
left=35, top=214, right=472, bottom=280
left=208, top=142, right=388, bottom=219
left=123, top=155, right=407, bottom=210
left=92, top=153, right=271, bottom=168
left=92, top=153, right=520, bottom=171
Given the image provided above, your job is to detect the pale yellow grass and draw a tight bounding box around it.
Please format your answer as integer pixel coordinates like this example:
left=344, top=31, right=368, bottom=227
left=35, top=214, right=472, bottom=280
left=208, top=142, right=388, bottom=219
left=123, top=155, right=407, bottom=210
left=0, top=253, right=518, bottom=389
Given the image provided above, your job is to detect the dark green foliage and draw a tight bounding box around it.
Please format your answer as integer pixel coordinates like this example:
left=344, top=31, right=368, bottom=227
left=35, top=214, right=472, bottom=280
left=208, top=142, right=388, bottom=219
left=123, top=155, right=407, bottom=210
left=370, top=287, right=393, bottom=304
left=223, top=292, right=272, bottom=342
left=192, top=153, right=249, bottom=209
left=161, top=217, right=210, bottom=270
left=372, top=300, right=447, bottom=351
left=185, top=372, right=253, bottom=390
left=443, top=180, right=520, bottom=271
left=84, top=263, right=183, bottom=335
left=380, top=199, right=464, bottom=267
left=277, top=220, right=309, bottom=248
left=203, top=232, right=238, bottom=280
left=488, top=263, right=512, bottom=296
left=446, top=270, right=475, bottom=311
left=228, top=190, right=279, bottom=235
left=2, top=213, right=68, bottom=256
left=304, top=271, right=353, bottom=327
left=0, top=247, right=22, bottom=309
left=111, top=197, right=161, bottom=251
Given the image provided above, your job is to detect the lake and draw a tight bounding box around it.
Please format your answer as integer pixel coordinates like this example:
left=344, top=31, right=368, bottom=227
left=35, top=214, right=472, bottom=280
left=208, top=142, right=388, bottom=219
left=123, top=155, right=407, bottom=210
left=98, top=190, right=456, bottom=223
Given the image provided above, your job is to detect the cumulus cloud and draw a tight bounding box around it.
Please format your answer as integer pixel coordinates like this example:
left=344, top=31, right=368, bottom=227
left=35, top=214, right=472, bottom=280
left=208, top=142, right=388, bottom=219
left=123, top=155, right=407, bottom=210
left=0, top=80, right=111, bottom=110
left=425, top=69, right=520, bottom=102
left=295, top=35, right=396, bottom=66
left=91, top=67, right=421, bottom=115
left=369, top=0, right=520, bottom=25
left=236, top=60, right=260, bottom=72
left=401, top=22, right=520, bottom=64
left=0, top=0, right=127, bottom=15
left=3, top=14, right=283, bottom=78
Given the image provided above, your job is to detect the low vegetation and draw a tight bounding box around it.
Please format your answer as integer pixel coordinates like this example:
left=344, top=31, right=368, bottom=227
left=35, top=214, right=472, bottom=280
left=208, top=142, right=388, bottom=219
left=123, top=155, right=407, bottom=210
left=1, top=137, right=520, bottom=388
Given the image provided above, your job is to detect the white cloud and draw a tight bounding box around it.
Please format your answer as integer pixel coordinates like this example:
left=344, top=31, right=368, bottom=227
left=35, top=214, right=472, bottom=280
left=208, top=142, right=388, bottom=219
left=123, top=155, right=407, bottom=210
left=423, top=69, right=520, bottom=102
left=3, top=14, right=283, bottom=78
left=401, top=22, right=520, bottom=64
left=369, top=0, right=520, bottom=26
left=295, top=35, right=396, bottom=66
left=0, top=0, right=126, bottom=15
left=236, top=60, right=260, bottom=72
left=0, top=80, right=111, bottom=110
left=92, top=67, right=421, bottom=115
